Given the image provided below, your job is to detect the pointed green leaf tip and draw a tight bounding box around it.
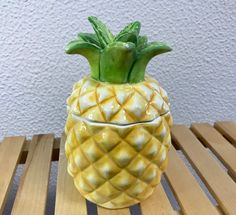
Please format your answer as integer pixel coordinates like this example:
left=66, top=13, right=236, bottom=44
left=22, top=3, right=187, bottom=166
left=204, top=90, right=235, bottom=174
left=65, top=40, right=101, bottom=80
left=65, top=16, right=172, bottom=84
left=88, top=16, right=114, bottom=48
left=129, top=42, right=172, bottom=83
left=115, top=21, right=141, bottom=44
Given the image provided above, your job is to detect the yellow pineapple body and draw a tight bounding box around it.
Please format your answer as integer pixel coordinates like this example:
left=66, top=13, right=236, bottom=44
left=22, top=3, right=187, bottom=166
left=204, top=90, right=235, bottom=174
left=65, top=76, right=173, bottom=209
left=66, top=76, right=171, bottom=125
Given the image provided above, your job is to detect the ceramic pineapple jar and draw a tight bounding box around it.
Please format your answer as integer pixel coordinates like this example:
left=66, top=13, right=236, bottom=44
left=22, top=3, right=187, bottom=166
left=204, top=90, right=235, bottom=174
left=64, top=16, right=173, bottom=209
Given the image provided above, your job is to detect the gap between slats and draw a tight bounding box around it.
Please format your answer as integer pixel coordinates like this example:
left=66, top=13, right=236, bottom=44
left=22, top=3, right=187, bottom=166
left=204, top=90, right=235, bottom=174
left=140, top=182, right=177, bottom=215
left=191, top=123, right=236, bottom=181
left=3, top=122, right=235, bottom=215
left=165, top=143, right=221, bottom=215
left=55, top=134, right=87, bottom=215
left=171, top=125, right=236, bottom=215
left=0, top=136, right=25, bottom=214
left=2, top=164, right=25, bottom=215
left=10, top=134, right=54, bottom=215
left=45, top=160, right=58, bottom=215
left=2, top=137, right=60, bottom=215
left=18, top=137, right=60, bottom=164
left=2, top=135, right=212, bottom=215
left=214, top=121, right=236, bottom=146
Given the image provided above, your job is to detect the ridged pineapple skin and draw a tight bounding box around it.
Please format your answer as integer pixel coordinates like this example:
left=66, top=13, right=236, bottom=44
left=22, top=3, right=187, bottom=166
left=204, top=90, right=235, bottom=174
left=65, top=76, right=173, bottom=208
left=66, top=76, right=170, bottom=125
left=65, top=112, right=172, bottom=209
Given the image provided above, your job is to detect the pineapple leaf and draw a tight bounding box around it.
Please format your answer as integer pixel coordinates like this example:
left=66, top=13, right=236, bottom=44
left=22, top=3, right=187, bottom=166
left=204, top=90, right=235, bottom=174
left=115, top=21, right=141, bottom=44
left=77, top=33, right=101, bottom=48
left=65, top=40, right=101, bottom=80
left=88, top=16, right=114, bottom=48
left=65, top=39, right=101, bottom=54
left=137, top=35, right=148, bottom=51
left=66, top=16, right=172, bottom=84
left=100, top=42, right=136, bottom=83
left=128, top=42, right=171, bottom=83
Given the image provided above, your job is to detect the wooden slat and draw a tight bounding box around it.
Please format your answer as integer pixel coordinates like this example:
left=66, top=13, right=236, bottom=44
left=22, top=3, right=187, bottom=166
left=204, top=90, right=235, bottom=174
left=21, top=137, right=60, bottom=152
left=214, top=121, right=236, bottom=146
left=98, top=206, right=130, bottom=215
left=165, top=146, right=220, bottom=215
left=171, top=125, right=236, bottom=215
left=191, top=123, right=236, bottom=180
left=0, top=136, right=25, bottom=214
left=55, top=134, right=87, bottom=215
left=11, top=134, right=54, bottom=215
left=140, top=184, right=175, bottom=215
left=19, top=137, right=60, bottom=164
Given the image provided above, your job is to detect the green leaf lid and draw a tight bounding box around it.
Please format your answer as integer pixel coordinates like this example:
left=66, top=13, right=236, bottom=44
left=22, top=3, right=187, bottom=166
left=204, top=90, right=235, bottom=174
left=65, top=16, right=172, bottom=84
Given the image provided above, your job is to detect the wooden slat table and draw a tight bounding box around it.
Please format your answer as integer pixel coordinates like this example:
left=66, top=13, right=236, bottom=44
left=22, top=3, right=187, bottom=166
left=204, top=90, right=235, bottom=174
left=0, top=121, right=235, bottom=215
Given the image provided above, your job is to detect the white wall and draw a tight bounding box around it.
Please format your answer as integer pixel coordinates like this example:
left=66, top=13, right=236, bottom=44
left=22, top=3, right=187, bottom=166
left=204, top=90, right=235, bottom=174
left=0, top=0, right=236, bottom=139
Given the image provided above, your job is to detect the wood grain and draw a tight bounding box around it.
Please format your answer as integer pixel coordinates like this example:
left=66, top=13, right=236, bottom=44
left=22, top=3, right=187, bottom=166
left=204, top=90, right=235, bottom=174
left=140, top=184, right=175, bottom=215
left=191, top=123, right=236, bottom=180
left=19, top=137, right=60, bottom=164
left=165, top=145, right=220, bottom=215
left=1, top=121, right=235, bottom=214
left=55, top=133, right=87, bottom=215
left=171, top=125, right=236, bottom=215
left=0, top=136, right=25, bottom=214
left=98, top=206, right=130, bottom=215
left=214, top=121, right=236, bottom=146
left=11, top=134, right=54, bottom=215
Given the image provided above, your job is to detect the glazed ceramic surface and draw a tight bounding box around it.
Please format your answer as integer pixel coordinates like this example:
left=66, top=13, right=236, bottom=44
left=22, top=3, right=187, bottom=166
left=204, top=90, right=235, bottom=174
left=64, top=16, right=172, bottom=209
left=66, top=76, right=170, bottom=124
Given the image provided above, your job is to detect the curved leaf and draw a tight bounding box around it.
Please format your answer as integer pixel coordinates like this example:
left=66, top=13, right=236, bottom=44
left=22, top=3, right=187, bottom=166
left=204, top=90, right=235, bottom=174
left=65, top=40, right=100, bottom=54
left=115, top=21, right=141, bottom=44
left=65, top=40, right=101, bottom=80
left=128, top=42, right=172, bottom=83
left=77, top=33, right=101, bottom=48
left=88, top=16, right=114, bottom=48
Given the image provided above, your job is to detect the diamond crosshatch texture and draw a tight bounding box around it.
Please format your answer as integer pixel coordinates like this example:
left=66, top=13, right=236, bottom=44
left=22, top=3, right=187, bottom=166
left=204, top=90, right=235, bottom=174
left=66, top=76, right=170, bottom=124
left=65, top=76, right=173, bottom=208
